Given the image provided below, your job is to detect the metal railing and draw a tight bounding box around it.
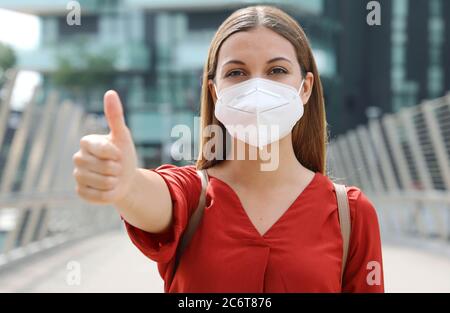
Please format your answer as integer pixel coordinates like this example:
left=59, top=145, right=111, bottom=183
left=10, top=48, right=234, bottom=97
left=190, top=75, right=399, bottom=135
left=0, top=70, right=121, bottom=268
left=328, top=92, right=450, bottom=240
left=2, top=64, right=449, bottom=268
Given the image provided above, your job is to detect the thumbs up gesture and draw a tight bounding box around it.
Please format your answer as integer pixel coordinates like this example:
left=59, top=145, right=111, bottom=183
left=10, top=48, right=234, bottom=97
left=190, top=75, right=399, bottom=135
left=73, top=90, right=138, bottom=204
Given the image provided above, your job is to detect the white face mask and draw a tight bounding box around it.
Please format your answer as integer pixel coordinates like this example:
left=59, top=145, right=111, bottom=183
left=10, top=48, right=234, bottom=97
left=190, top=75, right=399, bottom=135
left=213, top=77, right=305, bottom=149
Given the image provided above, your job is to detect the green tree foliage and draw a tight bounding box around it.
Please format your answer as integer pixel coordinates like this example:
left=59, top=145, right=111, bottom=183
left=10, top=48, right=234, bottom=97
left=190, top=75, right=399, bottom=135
left=0, top=43, right=17, bottom=86
left=52, top=48, right=116, bottom=90
left=51, top=41, right=117, bottom=108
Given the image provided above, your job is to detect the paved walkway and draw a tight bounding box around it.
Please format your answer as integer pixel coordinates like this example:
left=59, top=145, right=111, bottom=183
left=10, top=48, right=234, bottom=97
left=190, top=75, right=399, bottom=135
left=382, top=239, right=450, bottom=292
left=0, top=227, right=449, bottom=293
left=0, top=228, right=163, bottom=293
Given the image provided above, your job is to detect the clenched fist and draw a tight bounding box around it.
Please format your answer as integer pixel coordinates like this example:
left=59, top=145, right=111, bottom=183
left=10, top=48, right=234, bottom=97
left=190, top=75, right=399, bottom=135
left=72, top=90, right=138, bottom=204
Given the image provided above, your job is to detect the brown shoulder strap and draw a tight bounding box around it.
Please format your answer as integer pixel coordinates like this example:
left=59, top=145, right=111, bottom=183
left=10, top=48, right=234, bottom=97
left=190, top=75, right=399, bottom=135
left=333, top=182, right=352, bottom=285
left=172, top=169, right=209, bottom=277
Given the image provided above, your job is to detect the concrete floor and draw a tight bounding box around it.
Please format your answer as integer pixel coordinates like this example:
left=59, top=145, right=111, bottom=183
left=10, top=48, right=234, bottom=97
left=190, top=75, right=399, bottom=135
left=0, top=227, right=449, bottom=293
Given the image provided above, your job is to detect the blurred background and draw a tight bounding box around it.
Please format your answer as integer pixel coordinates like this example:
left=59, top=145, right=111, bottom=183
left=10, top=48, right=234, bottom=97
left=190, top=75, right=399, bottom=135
left=0, top=0, right=449, bottom=292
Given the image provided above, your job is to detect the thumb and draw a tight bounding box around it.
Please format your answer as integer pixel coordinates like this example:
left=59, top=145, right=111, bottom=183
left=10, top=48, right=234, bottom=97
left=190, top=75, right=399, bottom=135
left=104, top=90, right=129, bottom=141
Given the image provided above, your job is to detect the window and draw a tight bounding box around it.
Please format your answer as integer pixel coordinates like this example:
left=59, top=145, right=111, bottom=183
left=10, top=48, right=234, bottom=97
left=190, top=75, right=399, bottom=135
left=57, top=15, right=99, bottom=38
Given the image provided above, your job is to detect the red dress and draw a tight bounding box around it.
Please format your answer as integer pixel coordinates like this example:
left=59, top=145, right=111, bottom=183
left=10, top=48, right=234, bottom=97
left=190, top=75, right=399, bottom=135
left=121, top=164, right=385, bottom=293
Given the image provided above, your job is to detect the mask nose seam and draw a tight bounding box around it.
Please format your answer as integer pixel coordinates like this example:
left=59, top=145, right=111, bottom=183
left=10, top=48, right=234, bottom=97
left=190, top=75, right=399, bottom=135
left=235, top=88, right=256, bottom=100
left=256, top=102, right=260, bottom=148
left=258, top=87, right=282, bottom=98
left=259, top=102, right=289, bottom=113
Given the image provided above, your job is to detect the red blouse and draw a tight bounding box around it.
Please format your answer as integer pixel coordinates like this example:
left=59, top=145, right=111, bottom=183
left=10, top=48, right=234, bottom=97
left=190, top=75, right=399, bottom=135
left=122, top=164, right=384, bottom=293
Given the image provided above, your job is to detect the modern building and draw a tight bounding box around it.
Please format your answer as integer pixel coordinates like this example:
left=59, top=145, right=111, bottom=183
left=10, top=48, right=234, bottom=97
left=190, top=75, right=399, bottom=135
left=0, top=0, right=341, bottom=167
left=336, top=0, right=450, bottom=134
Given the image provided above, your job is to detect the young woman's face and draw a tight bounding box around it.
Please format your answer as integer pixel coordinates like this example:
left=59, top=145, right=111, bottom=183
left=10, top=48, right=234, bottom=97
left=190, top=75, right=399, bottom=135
left=209, top=26, right=314, bottom=105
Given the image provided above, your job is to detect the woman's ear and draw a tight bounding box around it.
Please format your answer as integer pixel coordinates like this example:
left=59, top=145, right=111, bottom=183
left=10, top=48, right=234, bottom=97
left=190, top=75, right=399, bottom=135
left=208, top=79, right=218, bottom=103
left=301, top=72, right=314, bottom=105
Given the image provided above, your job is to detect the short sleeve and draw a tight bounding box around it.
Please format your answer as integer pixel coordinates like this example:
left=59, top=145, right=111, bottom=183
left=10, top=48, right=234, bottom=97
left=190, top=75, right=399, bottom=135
left=121, top=163, right=202, bottom=265
left=341, top=187, right=385, bottom=293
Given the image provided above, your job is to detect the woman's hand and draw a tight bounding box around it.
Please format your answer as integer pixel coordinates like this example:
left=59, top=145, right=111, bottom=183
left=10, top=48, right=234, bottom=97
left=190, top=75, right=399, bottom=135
left=72, top=90, right=138, bottom=204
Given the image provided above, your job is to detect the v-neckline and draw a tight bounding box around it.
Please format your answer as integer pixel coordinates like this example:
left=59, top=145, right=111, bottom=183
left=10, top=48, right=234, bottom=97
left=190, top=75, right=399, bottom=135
left=207, top=171, right=319, bottom=239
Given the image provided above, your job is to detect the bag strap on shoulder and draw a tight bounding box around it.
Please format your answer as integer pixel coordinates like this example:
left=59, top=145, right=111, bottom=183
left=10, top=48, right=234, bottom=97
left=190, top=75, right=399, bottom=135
left=173, top=169, right=209, bottom=276
left=333, top=182, right=352, bottom=285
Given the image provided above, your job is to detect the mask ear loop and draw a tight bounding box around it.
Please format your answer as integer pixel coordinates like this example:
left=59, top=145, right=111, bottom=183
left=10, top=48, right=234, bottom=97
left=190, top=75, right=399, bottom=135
left=297, top=79, right=305, bottom=96
left=213, top=83, right=220, bottom=100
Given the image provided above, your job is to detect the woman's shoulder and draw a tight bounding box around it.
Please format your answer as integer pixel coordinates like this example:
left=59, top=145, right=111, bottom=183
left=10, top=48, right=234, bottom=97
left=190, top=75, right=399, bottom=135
left=344, top=185, right=380, bottom=229
left=149, top=163, right=202, bottom=195
left=319, top=173, right=379, bottom=226
left=150, top=162, right=200, bottom=179
left=152, top=163, right=197, bottom=173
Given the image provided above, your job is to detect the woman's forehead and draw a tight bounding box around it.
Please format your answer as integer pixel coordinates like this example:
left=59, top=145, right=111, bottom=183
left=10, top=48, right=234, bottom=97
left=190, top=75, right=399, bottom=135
left=217, top=27, right=298, bottom=66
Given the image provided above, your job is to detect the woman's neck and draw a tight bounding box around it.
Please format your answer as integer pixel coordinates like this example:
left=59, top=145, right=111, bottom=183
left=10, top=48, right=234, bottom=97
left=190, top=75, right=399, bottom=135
left=214, top=135, right=313, bottom=189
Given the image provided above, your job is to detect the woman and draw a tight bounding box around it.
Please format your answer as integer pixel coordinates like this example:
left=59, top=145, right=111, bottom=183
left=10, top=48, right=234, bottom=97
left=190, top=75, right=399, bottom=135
left=72, top=5, right=384, bottom=293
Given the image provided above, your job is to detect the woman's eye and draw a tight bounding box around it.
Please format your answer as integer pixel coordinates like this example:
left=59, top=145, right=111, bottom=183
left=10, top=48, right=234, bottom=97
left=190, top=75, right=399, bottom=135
left=226, top=70, right=245, bottom=77
left=269, top=67, right=288, bottom=75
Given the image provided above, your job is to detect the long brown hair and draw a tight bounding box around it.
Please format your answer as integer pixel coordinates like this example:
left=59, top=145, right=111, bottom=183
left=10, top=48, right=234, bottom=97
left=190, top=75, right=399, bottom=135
left=195, top=5, right=328, bottom=174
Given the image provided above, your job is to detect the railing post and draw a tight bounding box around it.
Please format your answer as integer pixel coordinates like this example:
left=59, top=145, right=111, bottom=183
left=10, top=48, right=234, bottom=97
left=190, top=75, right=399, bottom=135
left=381, top=114, right=414, bottom=190
left=11, top=93, right=57, bottom=247
left=347, top=130, right=373, bottom=192
left=33, top=101, right=75, bottom=243
left=421, top=100, right=450, bottom=191
left=335, top=136, right=356, bottom=186
left=0, top=69, right=18, bottom=152
left=330, top=140, right=348, bottom=183
left=399, top=107, right=434, bottom=190
left=0, top=86, right=39, bottom=194
left=356, top=125, right=385, bottom=193
left=1, top=87, right=40, bottom=253
left=368, top=118, right=399, bottom=193
left=327, top=142, right=344, bottom=182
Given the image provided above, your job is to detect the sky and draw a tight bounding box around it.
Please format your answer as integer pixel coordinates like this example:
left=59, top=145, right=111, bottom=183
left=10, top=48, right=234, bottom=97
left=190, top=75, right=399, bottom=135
left=0, top=8, right=40, bottom=49
left=0, top=8, right=41, bottom=110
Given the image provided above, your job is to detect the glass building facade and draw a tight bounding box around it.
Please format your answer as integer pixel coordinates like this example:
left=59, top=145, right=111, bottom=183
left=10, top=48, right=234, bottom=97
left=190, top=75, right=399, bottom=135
left=2, top=0, right=340, bottom=167
left=3, top=0, right=449, bottom=166
left=337, top=0, right=450, bottom=134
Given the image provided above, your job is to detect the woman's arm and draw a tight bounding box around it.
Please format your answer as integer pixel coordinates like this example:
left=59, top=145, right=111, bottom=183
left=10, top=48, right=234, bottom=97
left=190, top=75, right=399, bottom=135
left=115, top=168, right=173, bottom=234
left=342, top=187, right=384, bottom=292
left=72, top=90, right=173, bottom=234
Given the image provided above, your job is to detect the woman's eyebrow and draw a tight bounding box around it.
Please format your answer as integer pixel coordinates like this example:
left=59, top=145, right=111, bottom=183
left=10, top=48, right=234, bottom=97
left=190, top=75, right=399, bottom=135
left=221, top=56, right=293, bottom=68
left=222, top=59, right=246, bottom=67
left=267, top=57, right=292, bottom=64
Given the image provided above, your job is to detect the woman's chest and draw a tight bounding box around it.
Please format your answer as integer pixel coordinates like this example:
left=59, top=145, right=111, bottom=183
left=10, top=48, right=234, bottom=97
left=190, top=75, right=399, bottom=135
left=171, top=194, right=343, bottom=292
